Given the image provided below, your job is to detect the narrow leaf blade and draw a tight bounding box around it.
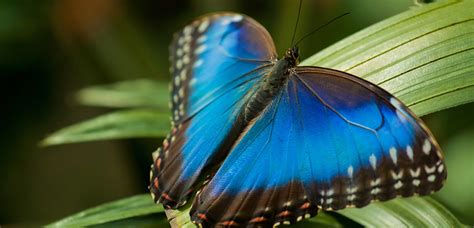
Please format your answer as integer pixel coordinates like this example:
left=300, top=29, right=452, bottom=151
left=76, top=79, right=169, bottom=109
left=42, top=109, right=169, bottom=146
left=337, top=197, right=467, bottom=227
left=46, top=194, right=164, bottom=227
left=302, top=0, right=474, bottom=116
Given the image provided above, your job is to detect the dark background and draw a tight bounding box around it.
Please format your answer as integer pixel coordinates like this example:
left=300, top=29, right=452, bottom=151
left=1, top=0, right=472, bottom=225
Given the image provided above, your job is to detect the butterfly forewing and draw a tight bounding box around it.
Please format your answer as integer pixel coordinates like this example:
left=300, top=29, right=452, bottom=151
left=294, top=67, right=446, bottom=209
left=150, top=13, right=277, bottom=208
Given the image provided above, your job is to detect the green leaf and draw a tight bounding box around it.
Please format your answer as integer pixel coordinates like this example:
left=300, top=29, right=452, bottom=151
left=164, top=205, right=196, bottom=228
left=337, top=197, right=466, bottom=227
left=435, top=129, right=474, bottom=224
left=294, top=212, right=345, bottom=228
left=302, top=0, right=474, bottom=116
left=41, top=109, right=169, bottom=146
left=94, top=214, right=170, bottom=227
left=76, top=79, right=169, bottom=109
left=46, top=194, right=165, bottom=227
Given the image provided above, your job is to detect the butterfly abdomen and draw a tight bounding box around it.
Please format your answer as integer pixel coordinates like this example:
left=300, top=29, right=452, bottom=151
left=244, top=58, right=293, bottom=122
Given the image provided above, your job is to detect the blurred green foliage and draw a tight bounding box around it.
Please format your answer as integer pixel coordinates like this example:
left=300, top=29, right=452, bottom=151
left=1, top=0, right=474, bottom=227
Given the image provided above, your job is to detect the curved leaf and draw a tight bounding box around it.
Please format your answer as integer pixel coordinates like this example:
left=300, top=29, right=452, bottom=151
left=46, top=194, right=164, bottom=227
left=76, top=79, right=169, bottom=109
left=41, top=109, right=169, bottom=146
left=337, top=197, right=466, bottom=227
left=302, top=0, right=474, bottom=116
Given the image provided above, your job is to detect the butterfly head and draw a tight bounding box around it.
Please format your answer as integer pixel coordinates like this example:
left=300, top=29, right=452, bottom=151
left=284, top=47, right=300, bottom=67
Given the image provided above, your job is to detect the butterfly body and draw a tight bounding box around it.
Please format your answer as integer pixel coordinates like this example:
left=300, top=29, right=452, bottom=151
left=244, top=49, right=298, bottom=123
left=150, top=12, right=446, bottom=227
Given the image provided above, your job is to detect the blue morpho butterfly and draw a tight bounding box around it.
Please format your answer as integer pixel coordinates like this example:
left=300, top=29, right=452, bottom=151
left=149, top=12, right=446, bottom=227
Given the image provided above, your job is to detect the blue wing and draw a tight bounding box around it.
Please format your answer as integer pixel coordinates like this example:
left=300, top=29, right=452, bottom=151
left=150, top=13, right=277, bottom=208
left=191, top=67, right=446, bottom=226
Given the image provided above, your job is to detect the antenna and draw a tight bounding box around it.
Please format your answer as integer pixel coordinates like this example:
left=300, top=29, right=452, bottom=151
left=294, top=12, right=350, bottom=47
left=290, top=0, right=304, bottom=47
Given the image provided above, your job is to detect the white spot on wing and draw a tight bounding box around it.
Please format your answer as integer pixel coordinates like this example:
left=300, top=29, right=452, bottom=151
left=406, top=145, right=414, bottom=161
left=231, top=15, right=244, bottom=22
left=183, top=25, right=194, bottom=35
left=370, top=178, right=381, bottom=186
left=394, top=181, right=403, bottom=189
left=347, top=165, right=354, bottom=178
left=184, top=34, right=192, bottom=43
left=390, top=97, right=401, bottom=109
left=198, top=19, right=210, bottom=32
left=427, top=175, right=436, bottom=182
left=410, top=168, right=421, bottom=177
left=347, top=186, right=357, bottom=194
left=437, top=164, right=444, bottom=173
left=424, top=165, right=436, bottom=174
left=423, top=139, right=432, bottom=155
left=193, top=59, right=203, bottom=68
left=412, top=179, right=421, bottom=186
left=176, top=59, right=183, bottom=69
left=389, top=147, right=397, bottom=164
left=326, top=189, right=334, bottom=196
left=347, top=194, right=356, bottom=201
left=183, top=55, right=190, bottom=65
left=189, top=78, right=197, bottom=86
left=174, top=75, right=180, bottom=86
left=183, top=43, right=191, bottom=53
left=390, top=97, right=407, bottom=122
left=371, top=188, right=381, bottom=195
left=195, top=44, right=207, bottom=55
left=197, top=35, right=207, bottom=43
left=176, top=48, right=183, bottom=56
left=391, top=170, right=403, bottom=179
left=178, top=36, right=185, bottom=45
left=369, top=154, right=377, bottom=170
left=180, top=69, right=187, bottom=81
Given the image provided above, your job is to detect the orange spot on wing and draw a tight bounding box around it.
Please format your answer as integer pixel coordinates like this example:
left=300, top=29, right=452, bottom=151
left=300, top=202, right=310, bottom=209
left=197, top=213, right=208, bottom=221
left=185, top=188, right=194, bottom=195
left=153, top=178, right=159, bottom=188
left=161, top=192, right=173, bottom=201
left=277, top=210, right=291, bottom=217
left=219, top=220, right=240, bottom=226
left=156, top=158, right=162, bottom=169
left=249, top=216, right=267, bottom=223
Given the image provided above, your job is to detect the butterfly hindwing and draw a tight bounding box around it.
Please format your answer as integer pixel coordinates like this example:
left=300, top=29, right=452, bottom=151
left=190, top=67, right=446, bottom=226
left=150, top=13, right=277, bottom=208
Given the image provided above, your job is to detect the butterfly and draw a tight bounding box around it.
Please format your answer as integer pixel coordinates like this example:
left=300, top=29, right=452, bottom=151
left=149, top=12, right=446, bottom=227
